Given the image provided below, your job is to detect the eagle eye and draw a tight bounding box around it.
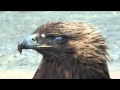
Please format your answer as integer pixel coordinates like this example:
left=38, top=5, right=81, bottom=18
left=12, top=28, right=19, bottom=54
left=54, top=36, right=65, bottom=43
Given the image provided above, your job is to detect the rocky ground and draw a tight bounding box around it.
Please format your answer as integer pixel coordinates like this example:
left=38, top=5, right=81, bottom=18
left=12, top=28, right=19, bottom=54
left=0, top=11, right=120, bottom=79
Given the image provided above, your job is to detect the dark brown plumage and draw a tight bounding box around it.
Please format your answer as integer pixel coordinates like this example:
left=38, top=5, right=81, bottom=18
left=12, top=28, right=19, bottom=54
left=18, top=22, right=111, bottom=79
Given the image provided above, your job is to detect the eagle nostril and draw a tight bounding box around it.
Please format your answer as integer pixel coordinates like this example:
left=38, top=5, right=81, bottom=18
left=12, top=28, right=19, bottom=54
left=32, top=38, right=36, bottom=42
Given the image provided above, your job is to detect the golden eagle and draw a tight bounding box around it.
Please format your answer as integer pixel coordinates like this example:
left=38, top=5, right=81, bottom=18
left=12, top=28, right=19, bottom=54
left=18, top=22, right=111, bottom=79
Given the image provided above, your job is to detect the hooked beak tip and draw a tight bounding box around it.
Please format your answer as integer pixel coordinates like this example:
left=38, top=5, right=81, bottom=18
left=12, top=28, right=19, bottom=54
left=18, top=44, right=22, bottom=54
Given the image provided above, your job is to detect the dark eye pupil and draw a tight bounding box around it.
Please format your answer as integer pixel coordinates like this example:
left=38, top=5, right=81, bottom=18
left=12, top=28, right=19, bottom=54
left=54, top=36, right=63, bottom=43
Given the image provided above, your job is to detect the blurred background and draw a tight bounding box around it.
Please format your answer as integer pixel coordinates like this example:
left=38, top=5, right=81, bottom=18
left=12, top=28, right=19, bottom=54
left=0, top=11, right=120, bottom=79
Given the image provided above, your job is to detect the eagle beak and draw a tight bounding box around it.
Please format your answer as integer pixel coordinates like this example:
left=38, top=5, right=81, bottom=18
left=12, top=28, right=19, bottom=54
left=18, top=34, right=51, bottom=54
left=18, top=34, right=38, bottom=54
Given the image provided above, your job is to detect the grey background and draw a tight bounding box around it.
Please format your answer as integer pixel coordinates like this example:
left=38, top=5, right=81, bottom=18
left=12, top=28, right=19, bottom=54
left=0, top=11, right=120, bottom=74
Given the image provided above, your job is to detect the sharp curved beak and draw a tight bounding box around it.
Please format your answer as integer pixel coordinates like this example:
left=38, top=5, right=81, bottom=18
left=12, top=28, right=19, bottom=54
left=18, top=34, right=38, bottom=54
left=18, top=34, right=52, bottom=54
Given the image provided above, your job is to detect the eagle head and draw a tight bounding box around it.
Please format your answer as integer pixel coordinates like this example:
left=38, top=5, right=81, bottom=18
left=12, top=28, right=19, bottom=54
left=18, top=22, right=110, bottom=79
left=18, top=22, right=107, bottom=59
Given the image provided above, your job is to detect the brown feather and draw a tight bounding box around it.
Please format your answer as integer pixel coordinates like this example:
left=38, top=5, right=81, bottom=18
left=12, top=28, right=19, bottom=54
left=19, top=21, right=111, bottom=79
